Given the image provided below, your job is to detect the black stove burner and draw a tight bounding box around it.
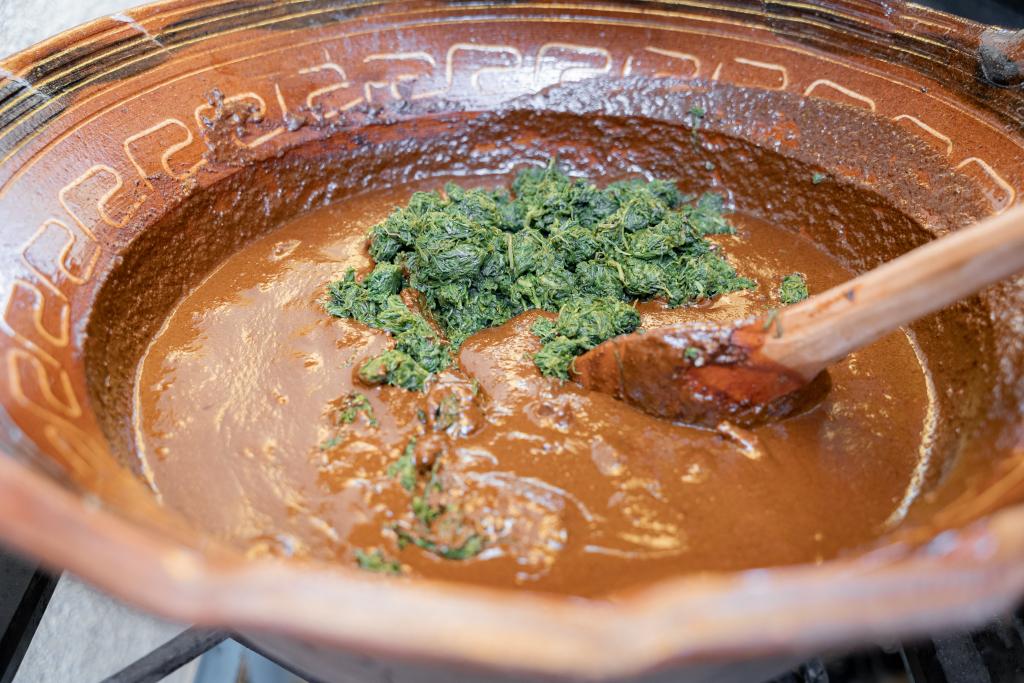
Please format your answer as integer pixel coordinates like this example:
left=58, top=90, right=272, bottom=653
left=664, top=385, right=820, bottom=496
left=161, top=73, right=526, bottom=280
left=916, top=0, right=1024, bottom=27
left=768, top=611, right=1024, bottom=683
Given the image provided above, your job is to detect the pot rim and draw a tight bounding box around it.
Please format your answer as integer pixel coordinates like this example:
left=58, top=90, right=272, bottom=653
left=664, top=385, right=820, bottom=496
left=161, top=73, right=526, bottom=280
left=2, top=0, right=1023, bottom=678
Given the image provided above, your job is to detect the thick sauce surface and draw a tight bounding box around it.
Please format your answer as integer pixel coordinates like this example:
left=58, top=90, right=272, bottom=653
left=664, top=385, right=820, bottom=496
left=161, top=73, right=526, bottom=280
left=134, top=179, right=933, bottom=596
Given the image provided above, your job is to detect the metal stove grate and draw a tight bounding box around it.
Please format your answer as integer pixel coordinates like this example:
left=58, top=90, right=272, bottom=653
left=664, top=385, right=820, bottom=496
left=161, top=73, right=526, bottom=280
left=77, top=604, right=1024, bottom=683
left=767, top=608, right=1024, bottom=683
left=77, top=602, right=1024, bottom=683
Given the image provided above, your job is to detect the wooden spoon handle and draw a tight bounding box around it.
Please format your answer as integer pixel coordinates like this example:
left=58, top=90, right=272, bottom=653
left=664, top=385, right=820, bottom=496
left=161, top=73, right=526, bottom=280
left=765, top=204, right=1024, bottom=378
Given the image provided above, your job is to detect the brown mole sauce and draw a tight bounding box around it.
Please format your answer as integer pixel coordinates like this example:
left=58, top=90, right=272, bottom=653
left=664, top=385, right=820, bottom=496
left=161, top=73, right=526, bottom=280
left=134, top=177, right=933, bottom=597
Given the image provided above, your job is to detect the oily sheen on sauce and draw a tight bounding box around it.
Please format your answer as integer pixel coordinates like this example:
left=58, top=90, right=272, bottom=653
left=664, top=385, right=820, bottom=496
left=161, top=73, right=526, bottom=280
left=134, top=178, right=933, bottom=596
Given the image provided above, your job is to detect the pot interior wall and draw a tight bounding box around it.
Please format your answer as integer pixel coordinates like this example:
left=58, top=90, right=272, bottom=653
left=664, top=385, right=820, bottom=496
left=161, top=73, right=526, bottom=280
left=83, top=95, right=1011, bottom=564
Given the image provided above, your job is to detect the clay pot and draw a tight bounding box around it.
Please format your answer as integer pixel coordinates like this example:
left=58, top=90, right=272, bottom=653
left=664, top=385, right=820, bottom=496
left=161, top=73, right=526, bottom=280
left=0, top=1, right=1023, bottom=681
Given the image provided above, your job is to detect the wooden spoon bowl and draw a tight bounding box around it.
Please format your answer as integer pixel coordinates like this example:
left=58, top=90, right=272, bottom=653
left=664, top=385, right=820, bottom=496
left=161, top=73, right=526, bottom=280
left=573, top=319, right=830, bottom=427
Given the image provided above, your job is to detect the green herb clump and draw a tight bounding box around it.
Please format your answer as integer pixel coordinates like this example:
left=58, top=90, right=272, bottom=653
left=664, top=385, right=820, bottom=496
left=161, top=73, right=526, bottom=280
left=357, top=349, right=431, bottom=391
left=388, top=437, right=485, bottom=561
left=326, top=266, right=448, bottom=390
left=354, top=548, right=402, bottom=575
left=531, top=299, right=641, bottom=379
left=779, top=273, right=809, bottom=305
left=326, top=162, right=754, bottom=388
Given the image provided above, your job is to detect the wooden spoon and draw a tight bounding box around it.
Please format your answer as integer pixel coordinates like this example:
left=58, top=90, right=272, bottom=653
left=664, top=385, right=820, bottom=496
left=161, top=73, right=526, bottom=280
left=572, top=204, right=1024, bottom=427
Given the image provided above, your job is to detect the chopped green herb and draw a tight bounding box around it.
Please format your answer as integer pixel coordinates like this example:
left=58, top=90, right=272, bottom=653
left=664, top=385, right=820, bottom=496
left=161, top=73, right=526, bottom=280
left=358, top=350, right=431, bottom=391
left=385, top=441, right=485, bottom=561
left=387, top=438, right=417, bottom=491
left=684, top=346, right=700, bottom=361
left=337, top=392, right=378, bottom=427
left=354, top=548, right=402, bottom=575
left=411, top=495, right=442, bottom=526
left=532, top=298, right=640, bottom=379
left=689, top=105, right=705, bottom=148
left=437, top=534, right=484, bottom=560
left=779, top=273, right=809, bottom=305
left=811, top=172, right=827, bottom=185
left=326, top=161, right=754, bottom=388
left=326, top=268, right=449, bottom=391
left=319, top=393, right=379, bottom=451
left=319, top=435, right=342, bottom=451
left=433, top=392, right=464, bottom=433
left=411, top=461, right=444, bottom=526
left=394, top=527, right=485, bottom=561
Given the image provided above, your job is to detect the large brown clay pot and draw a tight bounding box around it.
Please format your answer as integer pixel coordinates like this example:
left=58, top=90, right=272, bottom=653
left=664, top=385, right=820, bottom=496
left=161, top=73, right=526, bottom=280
left=1, top=1, right=1023, bottom=681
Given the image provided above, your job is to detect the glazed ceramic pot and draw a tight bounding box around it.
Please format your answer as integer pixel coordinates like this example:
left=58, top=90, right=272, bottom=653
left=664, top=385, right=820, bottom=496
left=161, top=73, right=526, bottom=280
left=1, top=1, right=1023, bottom=681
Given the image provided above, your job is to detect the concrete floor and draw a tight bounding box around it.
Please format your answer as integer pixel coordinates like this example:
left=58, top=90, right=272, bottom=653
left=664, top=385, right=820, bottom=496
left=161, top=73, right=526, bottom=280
left=12, top=576, right=198, bottom=683
left=0, top=0, right=130, bottom=58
